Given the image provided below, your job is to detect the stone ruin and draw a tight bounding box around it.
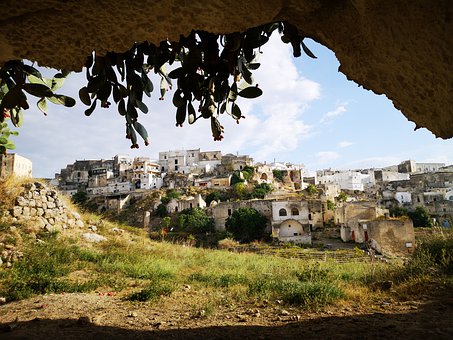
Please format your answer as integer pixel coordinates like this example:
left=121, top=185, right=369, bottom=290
left=7, top=181, right=84, bottom=234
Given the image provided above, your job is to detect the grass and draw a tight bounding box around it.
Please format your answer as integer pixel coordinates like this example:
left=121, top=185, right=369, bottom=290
left=1, top=182, right=452, bottom=311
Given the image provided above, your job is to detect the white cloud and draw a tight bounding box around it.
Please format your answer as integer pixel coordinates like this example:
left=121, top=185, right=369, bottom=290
left=320, top=103, right=347, bottom=123
left=314, top=151, right=340, bottom=165
left=338, top=141, right=354, bottom=148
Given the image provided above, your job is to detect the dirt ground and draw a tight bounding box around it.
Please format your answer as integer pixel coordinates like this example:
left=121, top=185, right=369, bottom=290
left=1, top=289, right=452, bottom=339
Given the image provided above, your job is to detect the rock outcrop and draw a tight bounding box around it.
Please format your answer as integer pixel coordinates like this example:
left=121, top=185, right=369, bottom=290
left=0, top=1, right=451, bottom=137
left=7, top=181, right=84, bottom=233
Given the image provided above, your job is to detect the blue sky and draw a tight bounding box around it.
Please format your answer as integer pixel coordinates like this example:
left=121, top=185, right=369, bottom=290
left=12, top=34, right=453, bottom=178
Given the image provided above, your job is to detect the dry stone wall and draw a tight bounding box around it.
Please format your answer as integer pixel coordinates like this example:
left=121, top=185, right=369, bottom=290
left=8, top=181, right=84, bottom=233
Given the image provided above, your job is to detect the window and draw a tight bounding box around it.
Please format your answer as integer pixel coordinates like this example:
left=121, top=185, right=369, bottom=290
left=294, top=233, right=298, bottom=236
left=175, top=166, right=179, bottom=171
left=228, top=209, right=232, bottom=216
left=291, top=208, right=299, bottom=216
left=279, top=208, right=287, bottom=216
left=308, top=213, right=312, bottom=220
left=190, top=203, right=193, bottom=209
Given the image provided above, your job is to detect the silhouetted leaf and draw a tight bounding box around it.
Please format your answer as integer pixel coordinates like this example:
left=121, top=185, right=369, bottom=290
left=85, top=100, right=97, bottom=116
left=238, top=86, right=263, bottom=99
left=231, top=103, right=242, bottom=120
left=301, top=41, right=317, bottom=59
left=136, top=99, right=148, bottom=113
left=37, top=98, right=47, bottom=115
left=20, top=64, right=42, bottom=79
left=118, top=99, right=127, bottom=116
left=79, top=87, right=91, bottom=106
left=48, top=95, right=76, bottom=107
left=22, top=83, right=53, bottom=97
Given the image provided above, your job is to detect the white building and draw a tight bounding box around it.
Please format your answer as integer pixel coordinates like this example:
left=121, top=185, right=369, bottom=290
left=131, top=157, right=163, bottom=189
left=416, top=162, right=446, bottom=173
left=317, top=171, right=371, bottom=191
left=108, top=181, right=131, bottom=194
left=271, top=200, right=312, bottom=245
left=159, top=149, right=221, bottom=174
left=0, top=153, right=33, bottom=178
left=395, top=191, right=412, bottom=204
left=445, top=190, right=453, bottom=201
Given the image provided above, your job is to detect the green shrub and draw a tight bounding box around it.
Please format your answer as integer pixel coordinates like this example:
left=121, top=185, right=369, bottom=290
left=272, top=170, right=285, bottom=182
left=177, top=207, right=215, bottom=234
left=155, top=203, right=168, bottom=217
left=225, top=207, right=268, bottom=242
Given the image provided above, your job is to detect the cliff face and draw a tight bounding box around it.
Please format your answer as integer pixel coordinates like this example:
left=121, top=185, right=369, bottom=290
left=0, top=0, right=452, bottom=138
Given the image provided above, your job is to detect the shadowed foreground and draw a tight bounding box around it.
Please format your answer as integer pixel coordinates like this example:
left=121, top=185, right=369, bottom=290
left=1, top=292, right=452, bottom=339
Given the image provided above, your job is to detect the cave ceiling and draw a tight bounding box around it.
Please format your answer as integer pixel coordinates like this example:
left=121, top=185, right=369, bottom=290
left=0, top=0, right=452, bottom=138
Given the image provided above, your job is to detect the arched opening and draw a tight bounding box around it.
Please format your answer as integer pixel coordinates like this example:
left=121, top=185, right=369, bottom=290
left=279, top=208, right=287, bottom=217
left=291, top=208, right=299, bottom=216
left=260, top=173, right=268, bottom=181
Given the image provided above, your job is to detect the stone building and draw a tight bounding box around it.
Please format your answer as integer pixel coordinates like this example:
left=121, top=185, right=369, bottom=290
left=0, top=153, right=33, bottom=179
left=219, top=153, right=253, bottom=173
left=211, top=197, right=324, bottom=244
left=211, top=199, right=273, bottom=232
left=253, top=164, right=274, bottom=184
left=271, top=200, right=311, bottom=244
left=166, top=194, right=207, bottom=213
left=334, top=201, right=388, bottom=227
left=341, top=218, right=415, bottom=256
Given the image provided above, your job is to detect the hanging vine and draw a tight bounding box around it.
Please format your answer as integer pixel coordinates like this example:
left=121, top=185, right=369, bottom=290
left=0, top=21, right=316, bottom=152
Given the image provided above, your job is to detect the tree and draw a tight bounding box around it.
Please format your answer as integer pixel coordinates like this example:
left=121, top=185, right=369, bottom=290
left=225, top=207, right=267, bottom=243
left=306, top=184, right=318, bottom=196
left=161, top=216, right=171, bottom=229
left=249, top=183, right=273, bottom=199
left=272, top=170, right=286, bottom=182
left=205, top=191, right=223, bottom=205
left=155, top=203, right=168, bottom=217
left=327, top=200, right=335, bottom=211
left=71, top=191, right=88, bottom=206
left=336, top=191, right=348, bottom=202
left=177, top=207, right=214, bottom=234
left=389, top=206, right=408, bottom=218
left=166, top=189, right=180, bottom=200
left=230, top=172, right=244, bottom=186
left=241, top=166, right=255, bottom=181
left=408, top=206, right=433, bottom=228
left=232, top=182, right=248, bottom=199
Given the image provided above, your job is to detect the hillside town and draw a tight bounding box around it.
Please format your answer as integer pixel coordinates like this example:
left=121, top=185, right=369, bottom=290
left=1, top=150, right=452, bottom=256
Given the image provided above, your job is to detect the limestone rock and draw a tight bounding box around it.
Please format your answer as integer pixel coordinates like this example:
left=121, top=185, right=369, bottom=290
left=0, top=1, right=450, bottom=138
left=82, top=233, right=107, bottom=243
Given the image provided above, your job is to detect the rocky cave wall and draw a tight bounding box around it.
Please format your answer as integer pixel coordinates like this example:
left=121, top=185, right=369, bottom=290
left=0, top=0, right=452, bottom=138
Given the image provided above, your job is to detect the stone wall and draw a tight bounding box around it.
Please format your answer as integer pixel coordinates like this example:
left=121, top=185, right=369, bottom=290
left=8, top=181, right=84, bottom=233
left=369, top=219, right=415, bottom=256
